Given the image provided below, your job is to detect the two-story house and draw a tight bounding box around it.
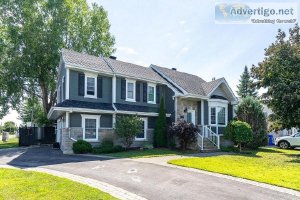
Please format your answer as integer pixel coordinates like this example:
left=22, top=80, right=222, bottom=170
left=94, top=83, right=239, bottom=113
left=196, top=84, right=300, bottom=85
left=48, top=49, right=237, bottom=154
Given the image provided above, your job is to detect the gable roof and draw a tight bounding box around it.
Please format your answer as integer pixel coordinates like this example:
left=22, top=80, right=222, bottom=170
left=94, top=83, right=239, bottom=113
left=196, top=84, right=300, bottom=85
left=104, top=58, right=166, bottom=84
left=151, top=65, right=236, bottom=101
left=61, top=49, right=113, bottom=74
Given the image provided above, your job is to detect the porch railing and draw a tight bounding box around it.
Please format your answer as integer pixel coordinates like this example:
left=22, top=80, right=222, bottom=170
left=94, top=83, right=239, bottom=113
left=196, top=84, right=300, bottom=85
left=197, top=125, right=220, bottom=150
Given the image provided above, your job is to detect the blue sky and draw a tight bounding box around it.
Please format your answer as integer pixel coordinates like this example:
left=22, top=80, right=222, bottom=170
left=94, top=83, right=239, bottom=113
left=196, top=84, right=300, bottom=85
left=88, top=0, right=298, bottom=93
left=2, top=0, right=298, bottom=125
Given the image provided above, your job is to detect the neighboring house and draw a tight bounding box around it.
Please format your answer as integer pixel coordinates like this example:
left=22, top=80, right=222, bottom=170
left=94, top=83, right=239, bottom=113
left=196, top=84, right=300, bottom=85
left=262, top=105, right=298, bottom=138
left=48, top=49, right=238, bottom=153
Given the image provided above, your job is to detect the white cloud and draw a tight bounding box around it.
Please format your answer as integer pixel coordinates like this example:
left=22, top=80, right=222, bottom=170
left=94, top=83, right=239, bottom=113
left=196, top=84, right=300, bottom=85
left=181, top=46, right=189, bottom=52
left=179, top=20, right=186, bottom=25
left=117, top=46, right=138, bottom=55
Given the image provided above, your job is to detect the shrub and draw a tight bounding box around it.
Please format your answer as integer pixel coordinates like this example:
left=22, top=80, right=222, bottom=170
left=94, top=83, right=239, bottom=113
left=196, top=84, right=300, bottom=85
left=153, top=97, right=167, bottom=147
left=220, top=145, right=239, bottom=152
left=115, top=115, right=142, bottom=149
left=113, top=145, right=124, bottom=152
left=168, top=120, right=198, bottom=150
left=73, top=140, right=92, bottom=154
left=101, top=139, right=114, bottom=148
left=224, top=120, right=253, bottom=152
left=142, top=143, right=154, bottom=149
left=236, top=96, right=268, bottom=149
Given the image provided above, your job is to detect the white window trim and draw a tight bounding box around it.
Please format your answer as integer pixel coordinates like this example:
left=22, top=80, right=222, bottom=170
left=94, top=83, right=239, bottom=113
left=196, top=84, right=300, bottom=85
left=147, top=83, right=156, bottom=104
left=62, top=76, right=65, bottom=101
left=126, top=79, right=136, bottom=102
left=81, top=114, right=100, bottom=142
left=135, top=117, right=148, bottom=141
left=84, top=72, right=97, bottom=99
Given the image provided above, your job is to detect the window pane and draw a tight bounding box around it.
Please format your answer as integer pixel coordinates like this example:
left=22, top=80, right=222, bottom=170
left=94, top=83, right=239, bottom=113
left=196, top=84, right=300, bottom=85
left=187, top=113, right=192, bottom=123
left=136, top=121, right=145, bottom=139
left=85, top=118, right=97, bottom=139
left=127, top=82, right=134, bottom=99
left=148, top=86, right=154, bottom=102
left=87, top=77, right=95, bottom=95
left=218, top=107, right=225, bottom=125
left=211, top=107, right=216, bottom=124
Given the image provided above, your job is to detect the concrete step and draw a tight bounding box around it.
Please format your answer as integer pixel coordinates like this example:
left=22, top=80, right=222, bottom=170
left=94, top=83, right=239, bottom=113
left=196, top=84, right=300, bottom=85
left=201, top=148, right=220, bottom=153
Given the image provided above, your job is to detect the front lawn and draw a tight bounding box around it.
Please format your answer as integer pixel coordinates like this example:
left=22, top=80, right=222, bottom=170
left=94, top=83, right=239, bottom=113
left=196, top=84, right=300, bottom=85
left=103, top=148, right=191, bottom=158
left=0, top=137, right=19, bottom=149
left=168, top=148, right=300, bottom=191
left=0, top=168, right=118, bottom=200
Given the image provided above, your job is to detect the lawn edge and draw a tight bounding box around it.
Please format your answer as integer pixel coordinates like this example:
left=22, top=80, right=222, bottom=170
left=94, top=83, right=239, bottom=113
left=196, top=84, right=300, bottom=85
left=166, top=160, right=300, bottom=197
left=0, top=165, right=146, bottom=200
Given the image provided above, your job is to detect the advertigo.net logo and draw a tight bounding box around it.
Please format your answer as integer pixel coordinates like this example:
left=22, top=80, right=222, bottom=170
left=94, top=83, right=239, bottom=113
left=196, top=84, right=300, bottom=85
left=215, top=2, right=298, bottom=24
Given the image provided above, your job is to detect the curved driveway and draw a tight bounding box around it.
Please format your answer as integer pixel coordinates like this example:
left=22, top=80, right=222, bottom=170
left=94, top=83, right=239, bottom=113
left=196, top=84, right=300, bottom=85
left=0, top=147, right=298, bottom=200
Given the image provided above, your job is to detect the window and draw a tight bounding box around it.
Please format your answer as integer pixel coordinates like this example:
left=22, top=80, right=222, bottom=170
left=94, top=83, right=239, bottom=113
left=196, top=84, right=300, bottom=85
left=210, top=107, right=216, bottom=124
left=147, top=83, right=156, bottom=104
left=85, top=73, right=97, bottom=98
left=135, top=118, right=147, bottom=141
left=210, top=106, right=226, bottom=125
left=81, top=115, right=100, bottom=141
left=217, top=107, right=226, bottom=125
left=126, top=79, right=136, bottom=101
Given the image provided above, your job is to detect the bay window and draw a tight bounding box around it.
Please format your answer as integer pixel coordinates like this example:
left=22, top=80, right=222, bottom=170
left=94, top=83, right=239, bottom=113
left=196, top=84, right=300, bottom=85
left=208, top=100, right=228, bottom=134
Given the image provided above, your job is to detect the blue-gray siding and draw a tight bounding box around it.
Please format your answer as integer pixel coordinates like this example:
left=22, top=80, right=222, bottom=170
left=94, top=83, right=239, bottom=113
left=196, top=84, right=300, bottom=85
left=69, top=70, right=112, bottom=103
left=204, top=100, right=209, bottom=125
left=70, top=113, right=113, bottom=128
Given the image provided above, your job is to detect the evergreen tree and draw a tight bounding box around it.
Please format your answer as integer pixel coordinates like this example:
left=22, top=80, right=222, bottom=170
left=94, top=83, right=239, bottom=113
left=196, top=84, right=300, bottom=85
left=237, top=66, right=257, bottom=98
left=153, top=97, right=167, bottom=147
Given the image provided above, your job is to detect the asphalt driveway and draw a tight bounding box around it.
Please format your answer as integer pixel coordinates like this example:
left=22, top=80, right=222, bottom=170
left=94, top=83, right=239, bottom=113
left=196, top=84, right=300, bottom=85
left=0, top=146, right=299, bottom=200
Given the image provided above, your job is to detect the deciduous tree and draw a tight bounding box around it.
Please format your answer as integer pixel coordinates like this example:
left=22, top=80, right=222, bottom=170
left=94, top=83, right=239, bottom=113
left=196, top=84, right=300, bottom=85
left=0, top=0, right=115, bottom=120
left=251, top=24, right=300, bottom=129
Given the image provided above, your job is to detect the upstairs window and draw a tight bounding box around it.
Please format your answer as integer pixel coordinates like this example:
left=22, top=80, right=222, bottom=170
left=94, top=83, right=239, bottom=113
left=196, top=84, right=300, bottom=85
left=85, top=73, right=97, bottom=98
left=126, top=79, right=136, bottom=102
left=147, top=83, right=156, bottom=104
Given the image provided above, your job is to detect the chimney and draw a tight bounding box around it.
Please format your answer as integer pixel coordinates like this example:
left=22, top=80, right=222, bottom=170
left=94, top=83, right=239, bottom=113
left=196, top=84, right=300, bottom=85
left=171, top=68, right=177, bottom=71
left=109, top=56, right=117, bottom=60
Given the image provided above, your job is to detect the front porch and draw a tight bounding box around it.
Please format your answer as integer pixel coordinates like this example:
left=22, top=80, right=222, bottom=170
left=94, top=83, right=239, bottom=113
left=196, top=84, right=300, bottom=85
left=175, top=96, right=235, bottom=151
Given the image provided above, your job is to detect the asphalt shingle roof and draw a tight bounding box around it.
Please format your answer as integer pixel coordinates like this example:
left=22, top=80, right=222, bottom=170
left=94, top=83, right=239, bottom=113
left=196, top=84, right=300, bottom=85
left=56, top=100, right=114, bottom=111
left=151, top=65, right=224, bottom=96
left=61, top=49, right=113, bottom=74
left=114, top=103, right=159, bottom=113
left=104, top=58, right=167, bottom=83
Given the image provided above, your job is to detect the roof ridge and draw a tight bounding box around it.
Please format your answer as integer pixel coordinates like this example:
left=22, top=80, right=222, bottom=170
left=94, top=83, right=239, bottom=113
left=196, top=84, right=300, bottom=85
left=151, top=64, right=206, bottom=82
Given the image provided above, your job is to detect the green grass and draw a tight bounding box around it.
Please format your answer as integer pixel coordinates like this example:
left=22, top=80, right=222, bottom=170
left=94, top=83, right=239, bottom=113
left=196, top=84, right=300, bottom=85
left=0, top=137, right=19, bottom=149
left=168, top=148, right=300, bottom=191
left=0, top=168, right=118, bottom=200
left=103, top=148, right=191, bottom=158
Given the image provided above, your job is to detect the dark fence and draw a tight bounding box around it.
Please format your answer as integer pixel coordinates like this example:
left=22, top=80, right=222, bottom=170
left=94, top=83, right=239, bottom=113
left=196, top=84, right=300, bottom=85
left=19, top=126, right=56, bottom=146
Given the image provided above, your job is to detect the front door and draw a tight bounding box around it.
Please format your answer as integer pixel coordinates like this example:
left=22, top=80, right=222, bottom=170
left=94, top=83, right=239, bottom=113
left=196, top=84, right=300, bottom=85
left=187, top=110, right=196, bottom=124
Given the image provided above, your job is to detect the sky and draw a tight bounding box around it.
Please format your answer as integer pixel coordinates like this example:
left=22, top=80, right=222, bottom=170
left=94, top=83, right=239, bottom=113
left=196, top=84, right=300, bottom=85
left=1, top=0, right=298, bottom=126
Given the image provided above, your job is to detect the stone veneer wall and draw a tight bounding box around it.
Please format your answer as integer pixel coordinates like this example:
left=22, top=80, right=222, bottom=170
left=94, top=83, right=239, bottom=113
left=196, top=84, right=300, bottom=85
left=60, top=127, right=154, bottom=154
left=177, top=98, right=198, bottom=123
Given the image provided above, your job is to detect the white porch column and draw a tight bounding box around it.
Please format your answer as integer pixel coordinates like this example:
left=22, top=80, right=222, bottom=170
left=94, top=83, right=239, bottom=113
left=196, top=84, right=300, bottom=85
left=112, top=113, right=116, bottom=128
left=174, top=97, right=178, bottom=122
left=201, top=100, right=204, bottom=125
left=65, top=112, right=70, bottom=128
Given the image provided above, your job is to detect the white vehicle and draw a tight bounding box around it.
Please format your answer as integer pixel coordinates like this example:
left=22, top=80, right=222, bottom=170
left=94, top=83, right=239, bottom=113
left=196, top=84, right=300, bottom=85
left=275, top=132, right=300, bottom=149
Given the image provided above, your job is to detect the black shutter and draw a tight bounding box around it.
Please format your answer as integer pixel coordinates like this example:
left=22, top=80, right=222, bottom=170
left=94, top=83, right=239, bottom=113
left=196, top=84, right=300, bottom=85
left=78, top=73, right=85, bottom=96
left=97, top=76, right=103, bottom=98
left=121, top=79, right=126, bottom=99
left=143, top=82, right=147, bottom=102
left=136, top=82, right=140, bottom=101
left=156, top=85, right=160, bottom=104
